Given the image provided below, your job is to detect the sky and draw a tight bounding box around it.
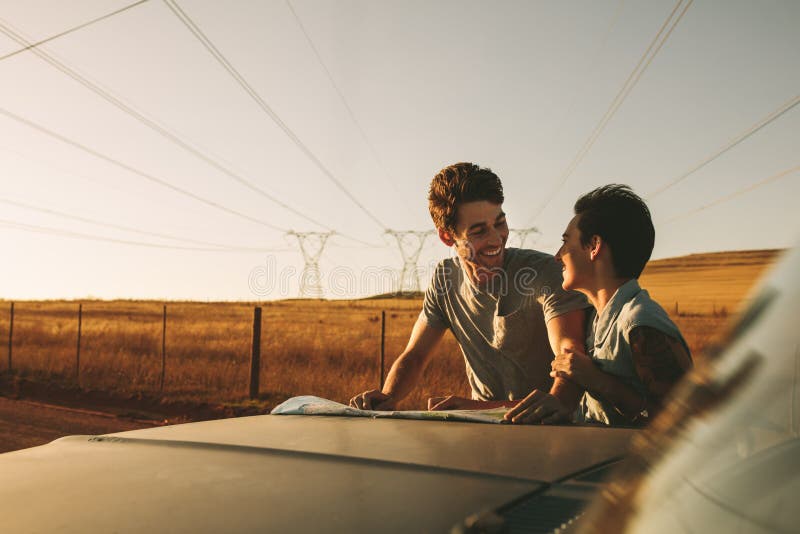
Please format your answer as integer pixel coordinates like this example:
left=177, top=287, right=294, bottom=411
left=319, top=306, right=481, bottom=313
left=0, top=0, right=797, bottom=300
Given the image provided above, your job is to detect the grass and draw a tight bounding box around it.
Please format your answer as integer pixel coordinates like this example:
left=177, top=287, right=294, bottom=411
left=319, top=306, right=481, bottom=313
left=638, top=249, right=782, bottom=316
left=0, top=249, right=782, bottom=411
left=0, top=299, right=468, bottom=410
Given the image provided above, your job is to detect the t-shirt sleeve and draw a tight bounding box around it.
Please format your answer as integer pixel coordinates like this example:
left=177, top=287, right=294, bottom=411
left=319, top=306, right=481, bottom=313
left=421, top=264, right=451, bottom=329
left=536, top=255, right=589, bottom=323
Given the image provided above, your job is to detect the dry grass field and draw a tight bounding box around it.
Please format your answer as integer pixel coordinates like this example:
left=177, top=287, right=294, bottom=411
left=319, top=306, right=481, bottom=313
left=0, top=249, right=784, bottom=411
left=639, top=249, right=782, bottom=315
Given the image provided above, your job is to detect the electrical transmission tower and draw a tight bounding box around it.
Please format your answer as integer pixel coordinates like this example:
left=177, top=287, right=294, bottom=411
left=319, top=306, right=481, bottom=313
left=509, top=227, right=541, bottom=249
left=386, top=230, right=433, bottom=294
left=288, top=231, right=334, bottom=298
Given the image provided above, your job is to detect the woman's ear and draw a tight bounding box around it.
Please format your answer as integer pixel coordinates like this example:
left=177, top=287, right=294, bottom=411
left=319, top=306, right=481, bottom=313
left=438, top=228, right=456, bottom=247
left=589, top=235, right=602, bottom=261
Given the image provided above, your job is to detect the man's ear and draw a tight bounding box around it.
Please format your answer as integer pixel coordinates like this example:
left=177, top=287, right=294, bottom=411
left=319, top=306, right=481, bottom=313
left=438, top=228, right=456, bottom=247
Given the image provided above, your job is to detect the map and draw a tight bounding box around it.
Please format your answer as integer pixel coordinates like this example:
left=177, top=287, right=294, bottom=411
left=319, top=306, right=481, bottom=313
left=271, top=395, right=507, bottom=424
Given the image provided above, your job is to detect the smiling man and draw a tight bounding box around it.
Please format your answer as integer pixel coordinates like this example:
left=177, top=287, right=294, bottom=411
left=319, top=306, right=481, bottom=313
left=350, top=162, right=589, bottom=422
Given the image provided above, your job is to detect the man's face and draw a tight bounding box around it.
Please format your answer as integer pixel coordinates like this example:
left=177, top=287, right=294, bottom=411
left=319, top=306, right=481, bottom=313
left=555, top=215, right=593, bottom=291
left=443, top=201, right=509, bottom=284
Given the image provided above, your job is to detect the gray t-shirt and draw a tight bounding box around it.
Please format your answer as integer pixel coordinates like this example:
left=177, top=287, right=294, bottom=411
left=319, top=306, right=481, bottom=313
left=422, top=248, right=588, bottom=401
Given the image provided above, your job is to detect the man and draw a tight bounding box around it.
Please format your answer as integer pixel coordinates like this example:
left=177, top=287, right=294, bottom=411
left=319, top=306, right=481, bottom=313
left=507, top=185, right=692, bottom=425
left=350, top=162, right=588, bottom=423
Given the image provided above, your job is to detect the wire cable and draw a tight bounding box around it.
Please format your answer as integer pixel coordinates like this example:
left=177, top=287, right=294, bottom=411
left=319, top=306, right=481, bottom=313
left=661, top=164, right=800, bottom=224
left=0, top=217, right=290, bottom=252
left=547, top=0, right=627, bottom=143
left=0, top=109, right=383, bottom=250
left=0, top=106, right=286, bottom=232
left=0, top=197, right=279, bottom=251
left=0, top=16, right=332, bottom=232
left=285, top=0, right=415, bottom=217
left=163, top=0, right=389, bottom=231
left=0, top=1, right=150, bottom=62
left=0, top=4, right=385, bottom=248
left=528, top=0, right=692, bottom=224
left=647, top=92, right=800, bottom=199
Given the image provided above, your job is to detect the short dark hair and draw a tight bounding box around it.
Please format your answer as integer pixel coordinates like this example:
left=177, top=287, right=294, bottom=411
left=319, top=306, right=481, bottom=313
left=428, top=162, right=504, bottom=232
left=574, top=184, right=655, bottom=278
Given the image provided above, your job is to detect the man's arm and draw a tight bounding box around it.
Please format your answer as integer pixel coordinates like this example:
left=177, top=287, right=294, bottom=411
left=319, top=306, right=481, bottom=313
left=546, top=309, right=587, bottom=408
left=349, top=314, right=446, bottom=410
left=504, top=308, right=587, bottom=424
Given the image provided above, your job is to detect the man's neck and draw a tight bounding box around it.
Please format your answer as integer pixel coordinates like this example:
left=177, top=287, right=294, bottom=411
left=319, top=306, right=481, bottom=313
left=457, top=253, right=508, bottom=291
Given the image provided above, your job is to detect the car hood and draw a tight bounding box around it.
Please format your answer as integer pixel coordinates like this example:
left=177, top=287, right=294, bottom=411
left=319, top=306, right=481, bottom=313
left=0, top=414, right=636, bottom=533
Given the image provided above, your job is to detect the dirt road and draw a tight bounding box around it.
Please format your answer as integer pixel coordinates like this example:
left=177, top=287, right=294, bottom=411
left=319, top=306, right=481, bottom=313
left=0, top=397, right=156, bottom=453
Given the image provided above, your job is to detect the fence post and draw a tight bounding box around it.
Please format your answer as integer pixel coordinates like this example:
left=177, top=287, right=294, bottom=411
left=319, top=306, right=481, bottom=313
left=76, top=303, right=82, bottom=381
left=160, top=305, right=167, bottom=392
left=379, top=310, right=386, bottom=390
left=7, top=302, right=13, bottom=371
left=249, top=307, right=262, bottom=400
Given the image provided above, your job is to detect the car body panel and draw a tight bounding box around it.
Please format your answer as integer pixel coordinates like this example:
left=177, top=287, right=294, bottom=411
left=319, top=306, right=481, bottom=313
left=0, top=415, right=636, bottom=533
left=114, top=414, right=637, bottom=482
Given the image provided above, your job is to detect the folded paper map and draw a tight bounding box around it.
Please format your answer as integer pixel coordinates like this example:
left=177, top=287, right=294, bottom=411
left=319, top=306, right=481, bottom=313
left=271, top=395, right=507, bottom=424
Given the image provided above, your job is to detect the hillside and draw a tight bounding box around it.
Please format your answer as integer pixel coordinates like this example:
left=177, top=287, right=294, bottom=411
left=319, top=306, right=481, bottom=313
left=639, top=249, right=783, bottom=316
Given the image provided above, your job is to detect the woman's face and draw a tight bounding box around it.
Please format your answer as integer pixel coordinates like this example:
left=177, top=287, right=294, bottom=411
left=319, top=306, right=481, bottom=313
left=555, top=215, right=593, bottom=291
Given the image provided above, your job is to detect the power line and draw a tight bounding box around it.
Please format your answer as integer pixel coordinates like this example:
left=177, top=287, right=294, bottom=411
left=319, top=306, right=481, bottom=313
left=0, top=142, right=204, bottom=214
left=0, top=1, right=150, bottom=63
left=0, top=217, right=289, bottom=252
left=547, top=0, right=627, bottom=143
left=528, top=0, right=692, bottom=224
left=0, top=16, right=332, bottom=232
left=285, top=0, right=415, bottom=217
left=0, top=197, right=279, bottom=251
left=661, top=164, right=800, bottom=224
left=0, top=106, right=286, bottom=232
left=647, top=92, right=800, bottom=199
left=163, top=0, right=389, bottom=231
left=1, top=107, right=382, bottom=250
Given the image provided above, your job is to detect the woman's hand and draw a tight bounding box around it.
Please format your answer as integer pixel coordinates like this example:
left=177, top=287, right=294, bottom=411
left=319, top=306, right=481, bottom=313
left=550, top=348, right=601, bottom=390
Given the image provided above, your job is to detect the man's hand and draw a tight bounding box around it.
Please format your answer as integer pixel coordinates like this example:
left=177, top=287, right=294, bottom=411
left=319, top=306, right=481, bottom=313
left=550, top=348, right=600, bottom=389
left=427, top=395, right=477, bottom=411
left=503, top=389, right=572, bottom=424
left=349, top=390, right=396, bottom=411
left=459, top=256, right=491, bottom=286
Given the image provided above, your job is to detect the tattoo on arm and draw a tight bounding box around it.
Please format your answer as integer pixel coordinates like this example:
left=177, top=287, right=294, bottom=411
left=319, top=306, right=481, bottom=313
left=630, top=326, right=692, bottom=413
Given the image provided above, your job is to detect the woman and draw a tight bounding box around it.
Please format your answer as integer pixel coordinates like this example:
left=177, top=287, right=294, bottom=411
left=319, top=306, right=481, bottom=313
left=549, top=184, right=692, bottom=425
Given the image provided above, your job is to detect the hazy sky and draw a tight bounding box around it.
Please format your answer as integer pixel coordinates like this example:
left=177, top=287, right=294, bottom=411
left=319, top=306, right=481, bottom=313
left=0, top=0, right=797, bottom=300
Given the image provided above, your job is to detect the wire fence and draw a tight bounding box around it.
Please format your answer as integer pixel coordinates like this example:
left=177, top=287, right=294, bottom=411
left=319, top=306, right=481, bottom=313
left=0, top=294, right=744, bottom=409
left=0, top=301, right=467, bottom=408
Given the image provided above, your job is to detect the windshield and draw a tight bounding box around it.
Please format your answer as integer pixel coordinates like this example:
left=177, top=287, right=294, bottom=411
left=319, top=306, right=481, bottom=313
left=578, top=246, right=799, bottom=533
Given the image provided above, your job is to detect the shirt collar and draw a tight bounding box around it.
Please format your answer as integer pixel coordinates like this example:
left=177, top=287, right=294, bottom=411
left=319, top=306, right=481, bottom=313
left=593, top=279, right=642, bottom=346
